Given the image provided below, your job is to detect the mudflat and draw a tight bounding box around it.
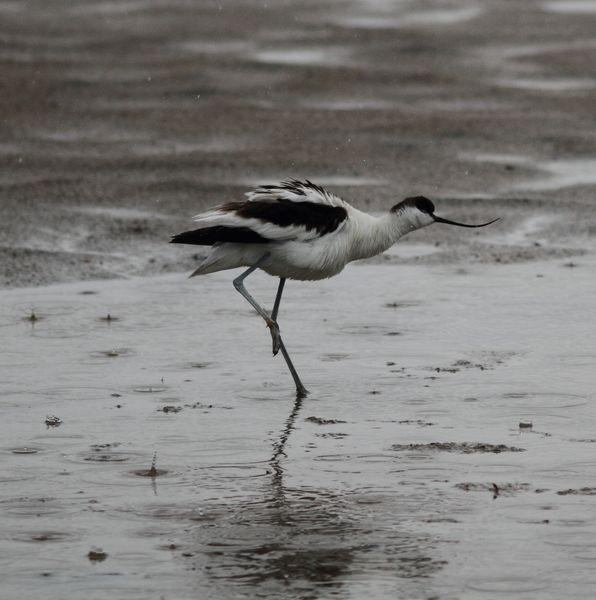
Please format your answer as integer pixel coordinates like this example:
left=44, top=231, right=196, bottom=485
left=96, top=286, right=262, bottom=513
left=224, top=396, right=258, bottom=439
left=1, top=0, right=595, bottom=286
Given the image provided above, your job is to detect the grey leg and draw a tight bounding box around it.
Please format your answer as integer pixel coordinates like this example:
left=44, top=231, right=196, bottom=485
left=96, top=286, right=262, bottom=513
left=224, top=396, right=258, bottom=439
left=277, top=341, right=309, bottom=398
left=271, top=277, right=285, bottom=320
left=233, top=257, right=308, bottom=397
left=269, top=278, right=286, bottom=355
left=270, top=277, right=309, bottom=397
left=232, top=253, right=274, bottom=324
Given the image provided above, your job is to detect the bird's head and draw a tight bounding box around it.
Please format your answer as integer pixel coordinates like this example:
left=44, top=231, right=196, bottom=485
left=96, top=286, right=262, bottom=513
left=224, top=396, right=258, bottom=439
left=390, top=196, right=499, bottom=232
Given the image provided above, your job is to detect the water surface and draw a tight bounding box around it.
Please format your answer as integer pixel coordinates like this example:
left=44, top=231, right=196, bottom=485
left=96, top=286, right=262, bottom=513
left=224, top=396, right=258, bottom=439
left=2, top=256, right=596, bottom=599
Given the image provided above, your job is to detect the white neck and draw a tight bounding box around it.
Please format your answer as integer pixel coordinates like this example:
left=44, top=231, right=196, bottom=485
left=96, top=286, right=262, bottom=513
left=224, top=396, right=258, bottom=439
left=348, top=208, right=429, bottom=262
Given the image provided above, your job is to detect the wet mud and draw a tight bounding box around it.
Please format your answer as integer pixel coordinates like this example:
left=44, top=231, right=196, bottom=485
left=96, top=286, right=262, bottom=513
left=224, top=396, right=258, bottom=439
left=1, top=0, right=596, bottom=287
left=390, top=442, right=525, bottom=453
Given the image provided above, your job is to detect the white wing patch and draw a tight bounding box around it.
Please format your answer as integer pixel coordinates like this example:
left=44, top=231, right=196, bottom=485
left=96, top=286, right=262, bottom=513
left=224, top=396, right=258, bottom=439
left=245, top=179, right=347, bottom=208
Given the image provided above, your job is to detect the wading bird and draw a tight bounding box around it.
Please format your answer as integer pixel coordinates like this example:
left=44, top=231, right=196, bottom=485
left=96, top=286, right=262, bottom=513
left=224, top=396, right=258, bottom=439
left=171, top=180, right=498, bottom=396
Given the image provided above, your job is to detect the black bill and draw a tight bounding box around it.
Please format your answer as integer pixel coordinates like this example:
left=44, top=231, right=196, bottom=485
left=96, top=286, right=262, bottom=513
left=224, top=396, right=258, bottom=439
left=433, top=215, right=500, bottom=228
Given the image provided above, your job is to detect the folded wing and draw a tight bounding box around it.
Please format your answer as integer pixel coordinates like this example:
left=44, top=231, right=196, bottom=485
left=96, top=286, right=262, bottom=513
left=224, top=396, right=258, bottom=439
left=171, top=179, right=349, bottom=246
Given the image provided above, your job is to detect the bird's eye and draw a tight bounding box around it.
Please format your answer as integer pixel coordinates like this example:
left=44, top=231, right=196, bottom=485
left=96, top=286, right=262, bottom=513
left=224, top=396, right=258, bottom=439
left=414, top=197, right=435, bottom=214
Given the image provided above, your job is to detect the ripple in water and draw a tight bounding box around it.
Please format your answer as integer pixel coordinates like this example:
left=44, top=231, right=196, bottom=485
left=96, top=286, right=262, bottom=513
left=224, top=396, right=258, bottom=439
left=500, top=392, right=587, bottom=410
left=132, top=385, right=168, bottom=394
left=467, top=578, right=549, bottom=593
left=10, top=530, right=79, bottom=543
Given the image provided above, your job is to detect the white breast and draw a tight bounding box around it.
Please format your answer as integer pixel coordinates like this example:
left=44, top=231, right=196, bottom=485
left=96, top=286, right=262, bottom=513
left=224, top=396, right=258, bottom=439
left=263, top=236, right=350, bottom=280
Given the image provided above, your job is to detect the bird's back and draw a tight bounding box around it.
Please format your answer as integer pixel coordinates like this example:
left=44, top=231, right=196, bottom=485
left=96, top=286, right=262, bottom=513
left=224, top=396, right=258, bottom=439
left=171, top=179, right=377, bottom=280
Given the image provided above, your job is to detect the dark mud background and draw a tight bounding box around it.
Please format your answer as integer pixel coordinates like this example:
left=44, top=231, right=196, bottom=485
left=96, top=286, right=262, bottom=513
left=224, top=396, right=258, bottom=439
left=1, top=0, right=596, bottom=286
left=2, top=1, right=596, bottom=599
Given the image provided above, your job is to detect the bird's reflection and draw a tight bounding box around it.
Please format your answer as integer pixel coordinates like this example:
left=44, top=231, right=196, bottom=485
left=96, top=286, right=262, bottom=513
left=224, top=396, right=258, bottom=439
left=198, top=391, right=446, bottom=591
left=269, top=390, right=304, bottom=507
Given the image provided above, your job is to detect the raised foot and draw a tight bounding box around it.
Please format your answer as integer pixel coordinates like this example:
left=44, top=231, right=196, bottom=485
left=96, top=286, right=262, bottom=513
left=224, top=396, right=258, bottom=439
left=266, top=319, right=281, bottom=356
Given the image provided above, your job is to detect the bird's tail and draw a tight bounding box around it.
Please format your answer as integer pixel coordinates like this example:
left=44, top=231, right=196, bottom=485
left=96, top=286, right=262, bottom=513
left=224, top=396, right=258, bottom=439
left=189, top=261, right=219, bottom=277
left=188, top=246, right=246, bottom=277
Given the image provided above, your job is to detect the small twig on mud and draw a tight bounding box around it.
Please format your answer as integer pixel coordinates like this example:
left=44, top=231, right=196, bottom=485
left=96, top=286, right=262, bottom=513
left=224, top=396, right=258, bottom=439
left=148, top=451, right=158, bottom=477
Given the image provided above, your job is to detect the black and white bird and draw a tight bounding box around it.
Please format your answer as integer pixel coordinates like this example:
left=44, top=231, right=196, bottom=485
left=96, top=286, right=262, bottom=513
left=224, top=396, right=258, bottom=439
left=171, top=179, right=498, bottom=396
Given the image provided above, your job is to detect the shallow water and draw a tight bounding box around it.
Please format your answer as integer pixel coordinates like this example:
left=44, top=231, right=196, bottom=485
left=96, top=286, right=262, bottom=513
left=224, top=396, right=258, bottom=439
left=2, top=255, right=596, bottom=599
left=251, top=47, right=352, bottom=67
left=544, top=1, right=596, bottom=14
left=511, top=158, right=596, bottom=191
left=460, top=153, right=596, bottom=192
left=495, top=77, right=596, bottom=92
left=331, top=4, right=482, bottom=29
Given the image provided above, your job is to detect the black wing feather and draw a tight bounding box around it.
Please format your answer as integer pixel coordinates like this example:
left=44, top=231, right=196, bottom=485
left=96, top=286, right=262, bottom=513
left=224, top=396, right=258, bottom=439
left=170, top=226, right=268, bottom=245
left=221, top=200, right=347, bottom=236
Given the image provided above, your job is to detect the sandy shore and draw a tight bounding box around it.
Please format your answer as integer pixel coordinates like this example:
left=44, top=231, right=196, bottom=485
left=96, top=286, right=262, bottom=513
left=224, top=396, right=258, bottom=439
left=2, top=1, right=596, bottom=599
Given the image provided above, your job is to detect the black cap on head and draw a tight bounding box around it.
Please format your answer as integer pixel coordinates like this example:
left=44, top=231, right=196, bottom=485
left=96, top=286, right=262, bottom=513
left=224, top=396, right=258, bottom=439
left=410, top=196, right=435, bottom=214
left=391, top=196, right=435, bottom=214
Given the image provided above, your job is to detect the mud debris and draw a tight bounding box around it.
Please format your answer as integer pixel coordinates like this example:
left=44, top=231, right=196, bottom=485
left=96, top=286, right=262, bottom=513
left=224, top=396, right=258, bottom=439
left=455, top=482, right=531, bottom=495
left=557, top=487, right=596, bottom=496
left=149, top=451, right=158, bottom=477
left=391, top=442, right=525, bottom=454
left=184, top=402, right=215, bottom=409
left=44, top=415, right=62, bottom=427
left=158, top=405, right=183, bottom=414
left=133, top=451, right=166, bottom=477
left=99, top=314, right=119, bottom=322
left=305, top=416, right=347, bottom=425
left=87, top=549, right=108, bottom=562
